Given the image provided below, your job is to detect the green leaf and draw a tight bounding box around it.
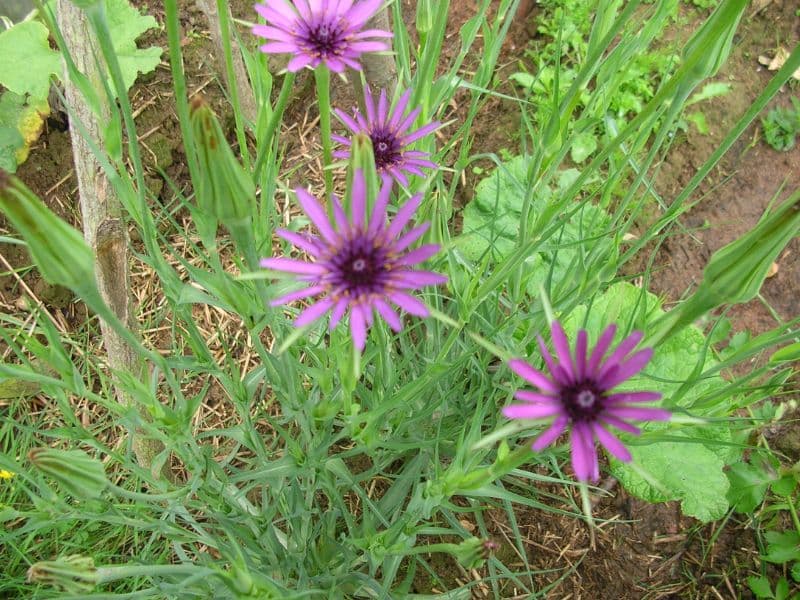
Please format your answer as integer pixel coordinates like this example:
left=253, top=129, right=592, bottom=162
left=0, top=20, right=61, bottom=99
left=459, top=155, right=611, bottom=292
left=792, top=562, right=800, bottom=583
left=686, top=111, right=710, bottom=135
left=726, top=461, right=773, bottom=513
left=687, top=82, right=733, bottom=105
left=105, top=0, right=163, bottom=91
left=0, top=126, right=23, bottom=173
left=570, top=130, right=597, bottom=162
left=748, top=575, right=774, bottom=599
left=771, top=473, right=798, bottom=498
left=614, top=435, right=730, bottom=521
left=763, top=531, right=800, bottom=564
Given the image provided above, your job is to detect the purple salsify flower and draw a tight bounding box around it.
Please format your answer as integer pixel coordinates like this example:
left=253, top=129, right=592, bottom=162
left=252, top=0, right=392, bottom=73
left=261, top=171, right=447, bottom=351
left=333, top=86, right=442, bottom=186
left=503, top=321, right=671, bottom=482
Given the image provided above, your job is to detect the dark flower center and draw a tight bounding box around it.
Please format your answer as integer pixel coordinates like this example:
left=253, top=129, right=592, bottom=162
left=306, top=21, right=344, bottom=56
left=561, top=382, right=604, bottom=422
left=327, top=234, right=392, bottom=298
left=370, top=129, right=402, bottom=170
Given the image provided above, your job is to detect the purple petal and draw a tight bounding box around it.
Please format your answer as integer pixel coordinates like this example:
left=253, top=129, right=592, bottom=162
left=351, top=170, right=366, bottom=228
left=386, top=194, right=423, bottom=239
left=391, top=270, right=447, bottom=289
left=331, top=195, right=348, bottom=231
left=402, top=121, right=442, bottom=145
left=324, top=57, right=347, bottom=73
left=599, top=348, right=655, bottom=390
left=259, top=41, right=299, bottom=53
left=389, top=89, right=412, bottom=129
left=344, top=0, right=383, bottom=27
left=254, top=3, right=297, bottom=29
left=598, top=414, right=641, bottom=435
left=329, top=297, right=349, bottom=330
left=373, top=297, right=403, bottom=332
left=260, top=257, right=326, bottom=275
left=550, top=321, right=575, bottom=381
left=377, top=89, right=390, bottom=124
left=275, top=228, right=322, bottom=256
left=575, top=330, right=588, bottom=382
left=286, top=53, right=315, bottom=70
left=296, top=188, right=338, bottom=244
left=587, top=324, right=616, bottom=376
left=502, top=404, right=561, bottom=420
left=270, top=284, right=326, bottom=306
left=396, top=106, right=421, bottom=135
left=393, top=222, right=430, bottom=252
left=514, top=390, right=560, bottom=404
left=397, top=244, right=439, bottom=266
left=293, top=297, right=335, bottom=327
left=350, top=304, right=368, bottom=350
left=537, top=334, right=568, bottom=386
left=334, top=109, right=362, bottom=134
left=531, top=415, right=568, bottom=451
left=507, top=359, right=558, bottom=393
left=598, top=330, right=644, bottom=378
left=389, top=292, right=429, bottom=317
left=367, top=178, right=392, bottom=237
left=592, top=423, right=632, bottom=462
left=570, top=423, right=598, bottom=482
left=604, top=406, right=671, bottom=422
left=363, top=86, right=377, bottom=123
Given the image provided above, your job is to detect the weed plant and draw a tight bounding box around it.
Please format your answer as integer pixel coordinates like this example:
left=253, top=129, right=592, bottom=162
left=0, top=0, right=799, bottom=597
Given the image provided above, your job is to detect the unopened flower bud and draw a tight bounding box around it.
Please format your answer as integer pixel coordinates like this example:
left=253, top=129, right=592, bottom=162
left=29, top=447, right=108, bottom=500
left=27, top=555, right=98, bottom=593
left=0, top=171, right=95, bottom=295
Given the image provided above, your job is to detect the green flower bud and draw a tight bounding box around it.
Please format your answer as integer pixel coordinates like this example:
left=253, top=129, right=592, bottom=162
left=648, top=193, right=800, bottom=345
left=27, top=555, right=99, bottom=593
left=345, top=132, right=380, bottom=214
left=681, top=0, right=746, bottom=83
left=0, top=171, right=95, bottom=295
left=189, top=97, right=254, bottom=226
left=29, top=447, right=108, bottom=500
left=454, top=537, right=500, bottom=570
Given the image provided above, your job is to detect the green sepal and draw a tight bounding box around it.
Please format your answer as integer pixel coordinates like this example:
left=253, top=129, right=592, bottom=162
left=28, top=447, right=109, bottom=500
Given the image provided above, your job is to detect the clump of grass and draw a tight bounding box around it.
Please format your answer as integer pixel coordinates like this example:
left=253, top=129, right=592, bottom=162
left=762, top=97, right=800, bottom=151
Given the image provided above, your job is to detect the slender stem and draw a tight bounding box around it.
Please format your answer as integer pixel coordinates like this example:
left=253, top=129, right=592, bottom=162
left=787, top=494, right=800, bottom=537
left=314, top=65, right=334, bottom=199
left=215, top=0, right=250, bottom=169
left=253, top=72, right=296, bottom=180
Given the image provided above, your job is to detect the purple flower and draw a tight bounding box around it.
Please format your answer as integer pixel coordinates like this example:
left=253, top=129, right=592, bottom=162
left=252, top=0, right=392, bottom=73
left=503, top=322, right=671, bottom=482
left=333, top=86, right=442, bottom=186
left=261, top=171, right=447, bottom=351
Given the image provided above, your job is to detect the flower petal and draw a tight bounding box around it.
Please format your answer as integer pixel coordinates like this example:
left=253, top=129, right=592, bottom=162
left=604, top=406, right=671, bottom=422
left=397, top=244, right=439, bottom=266
left=350, top=304, right=368, bottom=350
left=514, top=390, right=560, bottom=404
left=296, top=188, right=338, bottom=244
left=598, top=330, right=644, bottom=378
left=386, top=193, right=423, bottom=239
left=550, top=321, right=575, bottom=381
left=508, top=359, right=558, bottom=393
left=604, top=391, right=662, bottom=404
left=373, top=297, right=403, bottom=332
left=293, top=297, right=335, bottom=327
left=570, top=423, right=598, bottom=482
left=389, top=291, right=429, bottom=317
left=587, top=324, right=616, bottom=376
left=260, top=257, right=326, bottom=275
left=270, top=284, right=326, bottom=306
left=598, top=347, right=654, bottom=389
left=503, top=403, right=562, bottom=420
left=592, top=422, right=632, bottom=462
left=531, top=415, right=568, bottom=451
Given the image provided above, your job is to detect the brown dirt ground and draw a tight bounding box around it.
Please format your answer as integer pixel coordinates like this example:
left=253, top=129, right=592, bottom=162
left=1, top=1, right=799, bottom=599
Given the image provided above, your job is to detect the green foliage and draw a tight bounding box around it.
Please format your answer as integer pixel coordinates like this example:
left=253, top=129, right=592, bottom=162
left=762, top=98, right=800, bottom=151
left=0, top=0, right=160, bottom=172
left=459, top=154, right=611, bottom=291
left=509, top=0, right=679, bottom=162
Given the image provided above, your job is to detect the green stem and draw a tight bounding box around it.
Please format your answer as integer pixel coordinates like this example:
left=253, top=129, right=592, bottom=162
left=253, top=72, right=296, bottom=180
left=215, top=0, right=250, bottom=169
left=97, top=564, right=217, bottom=583
left=787, top=494, right=800, bottom=538
left=314, top=65, right=334, bottom=199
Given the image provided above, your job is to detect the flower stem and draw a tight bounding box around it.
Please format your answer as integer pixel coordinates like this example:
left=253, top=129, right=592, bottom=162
left=314, top=65, right=334, bottom=199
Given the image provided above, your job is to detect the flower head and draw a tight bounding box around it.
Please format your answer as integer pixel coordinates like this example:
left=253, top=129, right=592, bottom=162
left=261, top=171, right=447, bottom=351
left=503, top=321, right=670, bottom=482
left=252, top=0, right=392, bottom=73
left=333, top=86, right=442, bottom=186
